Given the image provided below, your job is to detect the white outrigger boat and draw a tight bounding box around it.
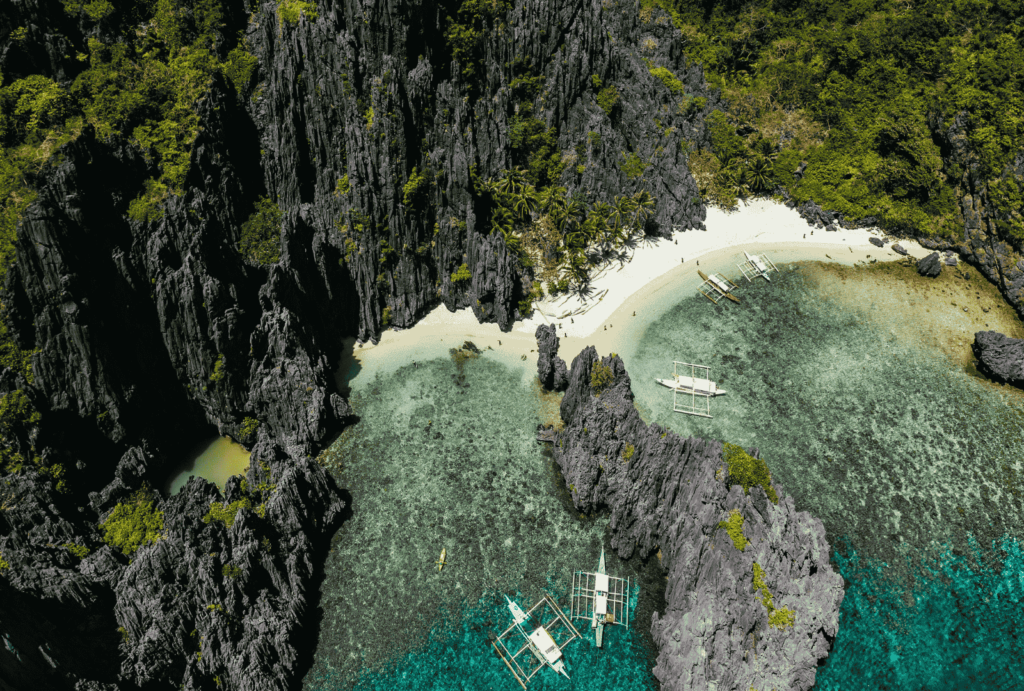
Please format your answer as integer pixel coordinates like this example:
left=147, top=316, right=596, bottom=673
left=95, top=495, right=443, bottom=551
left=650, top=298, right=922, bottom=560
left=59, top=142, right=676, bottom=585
left=569, top=547, right=631, bottom=648
left=656, top=362, right=726, bottom=396
left=737, top=250, right=779, bottom=282
left=658, top=361, right=722, bottom=418
left=490, top=594, right=582, bottom=689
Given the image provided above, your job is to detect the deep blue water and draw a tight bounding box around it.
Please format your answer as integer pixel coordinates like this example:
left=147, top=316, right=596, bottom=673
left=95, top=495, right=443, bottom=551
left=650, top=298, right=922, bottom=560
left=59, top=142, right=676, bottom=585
left=343, top=580, right=648, bottom=691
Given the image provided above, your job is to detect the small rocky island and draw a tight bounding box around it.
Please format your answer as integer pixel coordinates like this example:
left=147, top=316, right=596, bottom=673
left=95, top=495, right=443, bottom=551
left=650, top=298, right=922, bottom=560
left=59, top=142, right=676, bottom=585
left=537, top=325, right=845, bottom=690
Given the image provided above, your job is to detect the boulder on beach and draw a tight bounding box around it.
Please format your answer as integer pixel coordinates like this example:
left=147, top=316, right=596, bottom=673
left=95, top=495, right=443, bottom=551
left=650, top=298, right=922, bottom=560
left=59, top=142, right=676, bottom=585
left=869, top=237, right=885, bottom=247
left=892, top=243, right=909, bottom=256
left=917, top=252, right=943, bottom=277
left=972, top=331, right=1024, bottom=385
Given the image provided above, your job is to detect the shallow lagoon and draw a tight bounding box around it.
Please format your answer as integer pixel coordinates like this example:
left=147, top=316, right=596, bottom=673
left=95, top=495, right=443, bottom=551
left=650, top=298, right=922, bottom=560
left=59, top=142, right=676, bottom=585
left=164, top=436, right=251, bottom=496
left=622, top=256, right=1024, bottom=690
left=306, top=347, right=664, bottom=690
left=307, top=252, right=1024, bottom=690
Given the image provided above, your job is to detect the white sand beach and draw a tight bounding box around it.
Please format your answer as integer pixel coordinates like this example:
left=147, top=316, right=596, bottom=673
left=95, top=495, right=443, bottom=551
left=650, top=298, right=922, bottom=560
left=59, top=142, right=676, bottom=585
left=341, top=199, right=935, bottom=375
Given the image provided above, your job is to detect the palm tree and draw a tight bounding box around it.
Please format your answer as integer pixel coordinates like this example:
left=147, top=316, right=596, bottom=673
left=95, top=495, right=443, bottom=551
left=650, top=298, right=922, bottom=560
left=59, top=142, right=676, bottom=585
left=608, top=195, right=637, bottom=247
left=565, top=251, right=590, bottom=290
left=511, top=185, right=539, bottom=222
left=559, top=196, right=586, bottom=242
left=630, top=190, right=654, bottom=237
left=718, top=165, right=749, bottom=201
left=494, top=167, right=530, bottom=196
left=538, top=186, right=568, bottom=215
left=491, top=206, right=515, bottom=242
left=752, top=137, right=778, bottom=161
left=747, top=155, right=774, bottom=193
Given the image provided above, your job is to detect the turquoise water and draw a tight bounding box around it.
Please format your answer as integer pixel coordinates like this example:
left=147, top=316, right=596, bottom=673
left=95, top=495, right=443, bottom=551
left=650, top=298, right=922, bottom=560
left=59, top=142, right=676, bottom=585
left=343, top=581, right=648, bottom=691
left=814, top=535, right=1024, bottom=690
left=305, top=346, right=661, bottom=690
left=619, top=257, right=1024, bottom=689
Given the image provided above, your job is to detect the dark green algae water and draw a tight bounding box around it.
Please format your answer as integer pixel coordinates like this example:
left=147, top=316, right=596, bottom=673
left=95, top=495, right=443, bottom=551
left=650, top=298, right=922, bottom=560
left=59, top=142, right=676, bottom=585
left=304, top=255, right=1023, bottom=690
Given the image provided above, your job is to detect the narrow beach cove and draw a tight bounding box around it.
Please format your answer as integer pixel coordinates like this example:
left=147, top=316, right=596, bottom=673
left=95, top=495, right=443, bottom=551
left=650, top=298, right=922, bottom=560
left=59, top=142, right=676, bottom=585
left=305, top=200, right=1024, bottom=690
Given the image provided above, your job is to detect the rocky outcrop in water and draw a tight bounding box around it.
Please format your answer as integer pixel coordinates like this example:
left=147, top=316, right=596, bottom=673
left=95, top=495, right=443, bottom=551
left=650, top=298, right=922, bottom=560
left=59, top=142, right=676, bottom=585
left=535, top=324, right=569, bottom=391
left=917, top=252, right=943, bottom=277
left=547, top=344, right=843, bottom=691
left=972, top=331, right=1024, bottom=386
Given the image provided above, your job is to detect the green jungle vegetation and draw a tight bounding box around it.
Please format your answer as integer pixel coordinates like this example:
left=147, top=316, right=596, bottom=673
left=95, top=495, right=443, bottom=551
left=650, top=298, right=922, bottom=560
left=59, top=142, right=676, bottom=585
left=723, top=442, right=779, bottom=504
left=1, top=0, right=1022, bottom=485
left=239, top=416, right=260, bottom=445
left=0, top=0, right=259, bottom=488
left=718, top=508, right=749, bottom=550
left=590, top=360, right=616, bottom=393
left=752, top=562, right=796, bottom=629
left=242, top=200, right=281, bottom=262
left=63, top=542, right=92, bottom=559
left=100, top=486, right=166, bottom=556
left=642, top=0, right=1024, bottom=245
left=203, top=497, right=253, bottom=527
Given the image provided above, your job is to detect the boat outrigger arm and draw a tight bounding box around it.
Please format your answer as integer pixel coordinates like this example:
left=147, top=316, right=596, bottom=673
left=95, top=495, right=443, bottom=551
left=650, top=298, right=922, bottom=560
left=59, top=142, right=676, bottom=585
left=490, top=594, right=583, bottom=689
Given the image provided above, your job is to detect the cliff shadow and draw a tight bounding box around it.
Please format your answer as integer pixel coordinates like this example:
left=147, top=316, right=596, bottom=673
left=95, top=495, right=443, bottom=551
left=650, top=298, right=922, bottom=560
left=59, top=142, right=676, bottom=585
left=293, top=486, right=353, bottom=690
left=332, top=336, right=363, bottom=399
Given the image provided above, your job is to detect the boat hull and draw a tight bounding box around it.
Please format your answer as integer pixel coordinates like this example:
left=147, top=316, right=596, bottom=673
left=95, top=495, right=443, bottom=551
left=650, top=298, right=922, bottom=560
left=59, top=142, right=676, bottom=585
left=656, top=377, right=726, bottom=396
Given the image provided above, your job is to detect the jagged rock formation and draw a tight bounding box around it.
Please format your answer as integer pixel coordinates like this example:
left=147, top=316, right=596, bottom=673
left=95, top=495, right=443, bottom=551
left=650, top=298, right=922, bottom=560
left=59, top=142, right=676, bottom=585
left=0, top=428, right=345, bottom=691
left=113, top=431, right=344, bottom=691
left=917, top=251, right=943, bottom=277
left=244, top=0, right=719, bottom=341
left=0, top=0, right=727, bottom=686
left=972, top=330, right=1024, bottom=386
left=785, top=196, right=878, bottom=234
left=535, top=324, right=569, bottom=391
left=547, top=345, right=843, bottom=691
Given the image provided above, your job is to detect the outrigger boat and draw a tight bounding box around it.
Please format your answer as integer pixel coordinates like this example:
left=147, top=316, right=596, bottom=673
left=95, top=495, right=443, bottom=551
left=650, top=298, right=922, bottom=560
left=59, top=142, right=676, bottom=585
left=697, top=269, right=740, bottom=304
left=435, top=548, right=447, bottom=572
left=656, top=369, right=725, bottom=397
left=569, top=547, right=631, bottom=649
left=490, top=594, right=583, bottom=689
left=658, top=361, right=721, bottom=418
left=737, top=251, right=779, bottom=282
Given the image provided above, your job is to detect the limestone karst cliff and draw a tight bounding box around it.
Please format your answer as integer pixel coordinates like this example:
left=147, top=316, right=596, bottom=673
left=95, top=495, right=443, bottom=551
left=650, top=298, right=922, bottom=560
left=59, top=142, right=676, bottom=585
left=537, top=325, right=844, bottom=691
left=0, top=0, right=721, bottom=687
left=1, top=0, right=1023, bottom=687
